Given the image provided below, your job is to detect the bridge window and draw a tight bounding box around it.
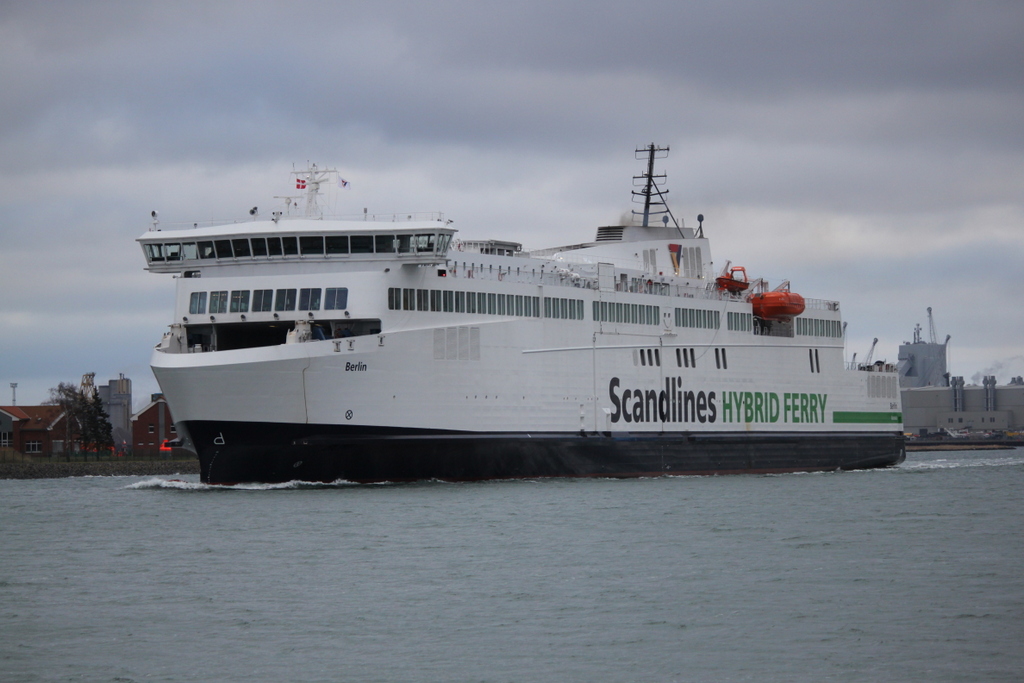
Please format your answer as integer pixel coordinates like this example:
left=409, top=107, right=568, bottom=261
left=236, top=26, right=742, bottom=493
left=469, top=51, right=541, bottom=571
left=267, top=238, right=283, bottom=256
left=145, top=244, right=165, bottom=262
left=300, top=236, right=324, bottom=256
left=350, top=236, right=373, bottom=253
left=229, top=291, right=250, bottom=313
left=375, top=235, right=396, bottom=253
left=209, top=291, right=228, bottom=314
left=299, top=288, right=321, bottom=311
left=189, top=292, right=207, bottom=315
left=232, top=239, right=252, bottom=258
left=415, top=234, right=436, bottom=252
left=275, top=289, right=296, bottom=311
left=325, top=288, right=348, bottom=310
left=326, top=235, right=349, bottom=254
left=253, top=289, right=273, bottom=312
left=214, top=240, right=233, bottom=258
left=250, top=238, right=268, bottom=257
left=281, top=237, right=298, bottom=256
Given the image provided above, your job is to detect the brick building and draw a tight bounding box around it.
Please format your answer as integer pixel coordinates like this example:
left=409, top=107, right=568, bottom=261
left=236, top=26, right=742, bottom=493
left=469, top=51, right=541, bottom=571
left=0, top=406, right=68, bottom=456
left=130, top=394, right=178, bottom=456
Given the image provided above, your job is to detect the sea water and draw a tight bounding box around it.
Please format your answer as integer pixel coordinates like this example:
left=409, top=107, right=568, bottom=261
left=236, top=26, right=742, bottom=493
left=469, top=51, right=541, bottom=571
left=2, top=449, right=1022, bottom=682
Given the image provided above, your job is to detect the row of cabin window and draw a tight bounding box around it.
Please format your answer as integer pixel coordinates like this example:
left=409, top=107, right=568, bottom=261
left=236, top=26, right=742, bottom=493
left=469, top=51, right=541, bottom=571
left=796, top=317, right=843, bottom=338
left=675, top=307, right=721, bottom=329
left=387, top=288, right=542, bottom=317
left=637, top=348, right=661, bottom=366
left=188, top=288, right=348, bottom=315
left=593, top=301, right=661, bottom=326
left=727, top=311, right=753, bottom=332
left=635, top=348, right=703, bottom=369
left=543, top=297, right=585, bottom=320
left=145, top=233, right=450, bottom=262
left=637, top=347, right=700, bottom=368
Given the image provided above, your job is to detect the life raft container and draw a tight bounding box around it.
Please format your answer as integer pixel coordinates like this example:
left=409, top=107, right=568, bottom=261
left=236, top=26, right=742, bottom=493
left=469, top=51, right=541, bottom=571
left=750, top=291, right=806, bottom=320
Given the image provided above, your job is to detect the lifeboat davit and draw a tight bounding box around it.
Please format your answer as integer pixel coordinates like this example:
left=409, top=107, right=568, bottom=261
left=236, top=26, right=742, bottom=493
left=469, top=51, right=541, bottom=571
left=751, top=291, right=806, bottom=320
left=715, top=266, right=749, bottom=294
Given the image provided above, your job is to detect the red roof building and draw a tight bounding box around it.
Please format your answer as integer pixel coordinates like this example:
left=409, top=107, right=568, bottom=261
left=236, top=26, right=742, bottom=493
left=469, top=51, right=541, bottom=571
left=0, top=405, right=68, bottom=456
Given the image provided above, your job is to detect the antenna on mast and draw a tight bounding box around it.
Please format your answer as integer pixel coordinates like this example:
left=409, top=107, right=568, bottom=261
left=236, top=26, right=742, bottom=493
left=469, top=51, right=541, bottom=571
left=632, top=143, right=679, bottom=230
left=291, top=163, right=341, bottom=218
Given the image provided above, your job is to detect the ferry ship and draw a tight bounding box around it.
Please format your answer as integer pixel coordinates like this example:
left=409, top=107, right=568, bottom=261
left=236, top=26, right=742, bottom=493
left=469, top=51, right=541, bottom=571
left=140, top=146, right=905, bottom=484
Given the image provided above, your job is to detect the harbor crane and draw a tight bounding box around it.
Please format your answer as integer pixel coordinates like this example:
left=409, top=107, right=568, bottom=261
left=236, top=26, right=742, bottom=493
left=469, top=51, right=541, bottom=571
left=854, top=338, right=879, bottom=366
left=926, top=306, right=951, bottom=346
left=80, top=373, right=95, bottom=394
left=864, top=338, right=879, bottom=365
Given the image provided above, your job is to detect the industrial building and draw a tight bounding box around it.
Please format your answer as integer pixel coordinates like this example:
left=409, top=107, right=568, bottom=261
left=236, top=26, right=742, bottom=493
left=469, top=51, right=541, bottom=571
left=897, top=308, right=1022, bottom=434
left=902, top=376, right=1024, bottom=435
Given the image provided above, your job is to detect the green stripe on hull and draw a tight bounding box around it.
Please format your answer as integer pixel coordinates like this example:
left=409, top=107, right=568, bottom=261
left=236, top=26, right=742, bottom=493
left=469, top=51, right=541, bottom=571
left=832, top=411, right=903, bottom=424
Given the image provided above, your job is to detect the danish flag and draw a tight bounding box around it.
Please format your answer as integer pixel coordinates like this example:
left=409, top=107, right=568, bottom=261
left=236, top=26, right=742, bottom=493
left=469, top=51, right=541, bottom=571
left=296, top=178, right=307, bottom=190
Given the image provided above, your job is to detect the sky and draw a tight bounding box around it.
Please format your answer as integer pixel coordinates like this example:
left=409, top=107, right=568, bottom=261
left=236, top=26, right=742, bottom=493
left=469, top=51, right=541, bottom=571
left=2, top=0, right=1023, bottom=409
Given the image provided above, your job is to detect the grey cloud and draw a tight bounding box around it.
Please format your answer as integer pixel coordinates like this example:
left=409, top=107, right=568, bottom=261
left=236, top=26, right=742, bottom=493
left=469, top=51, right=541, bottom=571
left=1, top=1, right=1023, bottom=400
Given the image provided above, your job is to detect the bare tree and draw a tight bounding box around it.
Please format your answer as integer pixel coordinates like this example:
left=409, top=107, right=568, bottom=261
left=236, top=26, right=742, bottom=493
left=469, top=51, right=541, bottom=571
left=45, top=382, right=113, bottom=454
left=46, top=382, right=84, bottom=454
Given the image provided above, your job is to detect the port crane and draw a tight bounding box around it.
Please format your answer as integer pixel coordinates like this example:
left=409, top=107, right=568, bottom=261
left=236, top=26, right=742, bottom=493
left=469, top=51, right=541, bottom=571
left=852, top=338, right=879, bottom=367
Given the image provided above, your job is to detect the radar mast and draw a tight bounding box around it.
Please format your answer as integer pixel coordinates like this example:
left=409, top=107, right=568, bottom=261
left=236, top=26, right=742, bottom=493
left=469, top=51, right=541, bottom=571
left=290, top=163, right=342, bottom=218
left=632, top=143, right=679, bottom=229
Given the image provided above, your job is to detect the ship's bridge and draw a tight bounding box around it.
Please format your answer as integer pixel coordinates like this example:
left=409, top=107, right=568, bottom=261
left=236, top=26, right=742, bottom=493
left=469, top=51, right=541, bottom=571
left=138, top=217, right=455, bottom=273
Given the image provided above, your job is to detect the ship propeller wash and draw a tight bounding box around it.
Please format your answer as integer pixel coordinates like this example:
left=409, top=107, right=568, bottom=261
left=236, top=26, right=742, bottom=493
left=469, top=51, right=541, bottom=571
left=139, top=146, right=904, bottom=484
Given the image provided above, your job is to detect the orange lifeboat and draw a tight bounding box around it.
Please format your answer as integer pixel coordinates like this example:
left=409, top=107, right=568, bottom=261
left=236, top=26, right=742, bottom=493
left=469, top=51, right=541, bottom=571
left=751, top=291, right=806, bottom=320
left=715, top=266, right=749, bottom=294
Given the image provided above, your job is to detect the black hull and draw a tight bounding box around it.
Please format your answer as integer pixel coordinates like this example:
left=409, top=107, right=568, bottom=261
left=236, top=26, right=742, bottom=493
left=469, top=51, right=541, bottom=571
left=183, top=421, right=906, bottom=485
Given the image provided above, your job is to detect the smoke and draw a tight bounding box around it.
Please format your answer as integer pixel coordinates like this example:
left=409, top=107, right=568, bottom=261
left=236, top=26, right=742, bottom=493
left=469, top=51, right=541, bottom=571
left=970, top=355, right=1024, bottom=385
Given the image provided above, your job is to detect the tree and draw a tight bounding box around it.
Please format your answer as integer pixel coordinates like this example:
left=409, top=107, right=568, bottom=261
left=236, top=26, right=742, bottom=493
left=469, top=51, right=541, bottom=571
left=45, top=381, right=114, bottom=454
left=46, top=382, right=84, bottom=454
left=85, top=388, right=114, bottom=452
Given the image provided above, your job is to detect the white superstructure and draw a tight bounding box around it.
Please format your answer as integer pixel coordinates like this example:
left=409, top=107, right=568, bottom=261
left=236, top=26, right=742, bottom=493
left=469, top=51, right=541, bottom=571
left=139, top=151, right=904, bottom=483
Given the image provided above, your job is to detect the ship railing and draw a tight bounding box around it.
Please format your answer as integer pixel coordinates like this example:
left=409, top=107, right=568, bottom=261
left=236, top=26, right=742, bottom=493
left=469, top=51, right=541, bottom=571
left=847, top=361, right=898, bottom=373
left=442, top=259, right=843, bottom=313
left=803, top=298, right=840, bottom=312
left=753, top=323, right=795, bottom=338
left=148, top=211, right=446, bottom=231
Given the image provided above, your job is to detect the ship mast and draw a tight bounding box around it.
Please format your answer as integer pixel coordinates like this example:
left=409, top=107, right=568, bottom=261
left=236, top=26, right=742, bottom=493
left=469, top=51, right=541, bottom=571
left=632, top=143, right=679, bottom=229
left=291, top=163, right=341, bottom=218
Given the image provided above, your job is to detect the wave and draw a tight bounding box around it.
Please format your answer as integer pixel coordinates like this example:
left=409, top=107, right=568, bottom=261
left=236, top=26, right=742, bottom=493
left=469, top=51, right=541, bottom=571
left=898, top=455, right=1024, bottom=471
left=124, top=477, right=360, bottom=491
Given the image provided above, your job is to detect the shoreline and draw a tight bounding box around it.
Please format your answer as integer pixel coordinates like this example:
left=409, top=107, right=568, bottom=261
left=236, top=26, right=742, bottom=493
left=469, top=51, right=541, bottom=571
left=905, top=440, right=1023, bottom=452
left=0, top=459, right=200, bottom=480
